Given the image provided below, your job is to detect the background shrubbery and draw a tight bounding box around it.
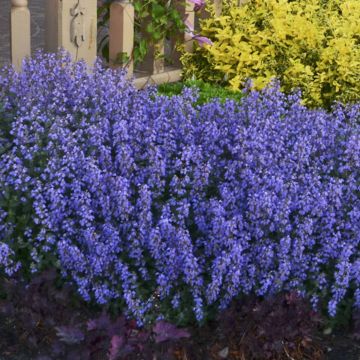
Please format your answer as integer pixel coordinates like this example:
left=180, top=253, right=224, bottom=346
left=181, top=0, right=360, bottom=108
left=157, top=79, right=244, bottom=104
left=0, top=53, right=359, bottom=328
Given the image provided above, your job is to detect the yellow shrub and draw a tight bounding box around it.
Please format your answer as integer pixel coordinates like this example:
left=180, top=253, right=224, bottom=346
left=181, top=0, right=360, bottom=108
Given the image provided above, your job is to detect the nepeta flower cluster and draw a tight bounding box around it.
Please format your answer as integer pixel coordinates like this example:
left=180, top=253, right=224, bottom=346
left=0, top=52, right=359, bottom=323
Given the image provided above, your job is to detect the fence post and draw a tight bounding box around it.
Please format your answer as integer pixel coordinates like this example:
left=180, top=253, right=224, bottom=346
left=214, top=0, right=222, bottom=16
left=184, top=0, right=195, bottom=53
left=45, top=0, right=58, bottom=53
left=45, top=0, right=97, bottom=67
left=109, top=0, right=134, bottom=77
left=10, top=0, right=31, bottom=71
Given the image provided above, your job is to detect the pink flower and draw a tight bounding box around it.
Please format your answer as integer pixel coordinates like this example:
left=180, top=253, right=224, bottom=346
left=187, top=0, right=206, bottom=11
left=192, top=35, right=213, bottom=47
left=184, top=18, right=212, bottom=47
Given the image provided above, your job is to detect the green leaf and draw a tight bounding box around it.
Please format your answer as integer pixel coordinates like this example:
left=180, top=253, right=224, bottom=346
left=134, top=39, right=148, bottom=63
left=146, top=23, right=155, bottom=35
left=153, top=31, right=164, bottom=41
left=115, top=52, right=130, bottom=65
left=158, top=17, right=168, bottom=26
left=138, top=10, right=150, bottom=18
left=134, top=1, right=142, bottom=12
left=139, top=39, right=148, bottom=57
left=152, top=3, right=166, bottom=18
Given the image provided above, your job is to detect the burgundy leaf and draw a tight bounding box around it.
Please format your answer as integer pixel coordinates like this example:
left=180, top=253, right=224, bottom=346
left=87, top=313, right=111, bottom=331
left=136, top=330, right=150, bottom=343
left=108, top=335, right=125, bottom=360
left=32, top=268, right=57, bottom=285
left=0, top=300, right=15, bottom=316
left=107, top=315, right=126, bottom=337
left=51, top=340, right=66, bottom=356
left=66, top=348, right=91, bottom=360
left=128, top=319, right=137, bottom=329
left=55, top=326, right=85, bottom=345
left=153, top=320, right=190, bottom=344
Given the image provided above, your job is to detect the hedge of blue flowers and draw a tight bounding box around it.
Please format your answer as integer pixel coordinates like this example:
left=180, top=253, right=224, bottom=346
left=0, top=53, right=359, bottom=324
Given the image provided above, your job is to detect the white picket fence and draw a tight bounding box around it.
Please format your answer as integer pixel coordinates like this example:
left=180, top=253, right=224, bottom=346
left=8, top=0, right=196, bottom=87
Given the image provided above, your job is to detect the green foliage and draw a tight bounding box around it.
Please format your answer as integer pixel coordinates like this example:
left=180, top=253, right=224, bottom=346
left=98, top=0, right=186, bottom=66
left=181, top=0, right=360, bottom=108
left=157, top=79, right=244, bottom=104
left=323, top=295, right=355, bottom=334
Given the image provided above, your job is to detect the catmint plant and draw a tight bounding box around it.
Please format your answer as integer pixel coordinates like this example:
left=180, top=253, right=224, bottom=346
left=0, top=52, right=359, bottom=324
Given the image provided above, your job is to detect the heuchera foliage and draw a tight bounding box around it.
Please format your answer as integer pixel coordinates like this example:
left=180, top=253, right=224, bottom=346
left=0, top=52, right=359, bottom=324
left=0, top=270, right=190, bottom=360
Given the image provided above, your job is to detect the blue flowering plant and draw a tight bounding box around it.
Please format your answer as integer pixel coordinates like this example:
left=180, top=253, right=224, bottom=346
left=0, top=52, right=359, bottom=326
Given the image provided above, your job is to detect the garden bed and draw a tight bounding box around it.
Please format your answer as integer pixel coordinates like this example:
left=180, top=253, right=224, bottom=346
left=0, top=282, right=359, bottom=360
left=0, top=51, right=359, bottom=359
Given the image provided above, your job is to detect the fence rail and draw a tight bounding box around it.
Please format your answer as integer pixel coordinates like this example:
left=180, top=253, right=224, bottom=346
left=7, top=0, right=197, bottom=88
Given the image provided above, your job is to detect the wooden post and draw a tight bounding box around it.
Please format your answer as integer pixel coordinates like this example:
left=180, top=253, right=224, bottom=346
left=184, top=0, right=195, bottom=53
left=10, top=0, right=31, bottom=71
left=109, top=0, right=134, bottom=77
left=214, top=0, right=222, bottom=17
left=45, top=0, right=58, bottom=53
left=45, top=0, right=97, bottom=67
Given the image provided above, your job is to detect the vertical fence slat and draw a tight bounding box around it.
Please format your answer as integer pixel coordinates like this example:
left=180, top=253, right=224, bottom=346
left=11, top=0, right=31, bottom=71
left=214, top=0, right=222, bottom=16
left=184, top=0, right=195, bottom=53
left=109, top=0, right=134, bottom=77
left=45, top=0, right=58, bottom=53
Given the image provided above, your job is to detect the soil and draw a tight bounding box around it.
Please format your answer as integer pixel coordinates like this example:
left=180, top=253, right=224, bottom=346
left=1, top=324, right=360, bottom=360
left=323, top=334, right=360, bottom=360
left=1, top=285, right=360, bottom=360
